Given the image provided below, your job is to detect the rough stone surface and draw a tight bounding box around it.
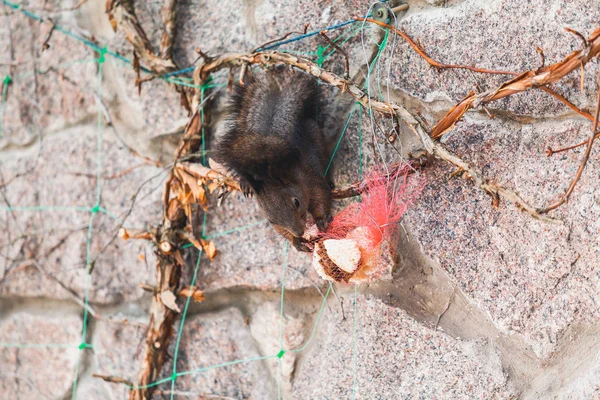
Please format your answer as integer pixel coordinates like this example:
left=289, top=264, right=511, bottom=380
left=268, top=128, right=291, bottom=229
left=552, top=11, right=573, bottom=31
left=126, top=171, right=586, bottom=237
left=2, top=0, right=600, bottom=399
left=0, top=125, right=161, bottom=304
left=83, top=308, right=153, bottom=400
left=0, top=308, right=82, bottom=399
left=294, top=295, right=514, bottom=399
left=163, top=307, right=274, bottom=399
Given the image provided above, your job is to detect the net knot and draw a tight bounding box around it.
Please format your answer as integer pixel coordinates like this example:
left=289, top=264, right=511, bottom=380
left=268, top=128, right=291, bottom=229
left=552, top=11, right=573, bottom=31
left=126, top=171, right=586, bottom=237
left=98, top=46, right=107, bottom=64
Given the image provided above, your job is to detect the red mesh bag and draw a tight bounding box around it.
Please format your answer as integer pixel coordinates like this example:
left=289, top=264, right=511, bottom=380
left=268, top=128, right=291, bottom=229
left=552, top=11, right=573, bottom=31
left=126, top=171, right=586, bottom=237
left=313, top=163, right=424, bottom=284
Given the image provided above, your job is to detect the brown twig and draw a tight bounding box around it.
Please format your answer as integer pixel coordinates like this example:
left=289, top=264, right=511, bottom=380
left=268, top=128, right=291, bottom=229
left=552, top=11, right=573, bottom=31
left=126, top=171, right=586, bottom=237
left=251, top=23, right=310, bottom=53
left=538, top=75, right=600, bottom=214
left=541, top=86, right=600, bottom=155
left=540, top=86, right=593, bottom=121
left=565, top=27, right=588, bottom=47
left=41, top=23, right=55, bottom=52
left=320, top=30, right=350, bottom=79
left=547, top=130, right=600, bottom=155
left=564, top=27, right=588, bottom=93
left=536, top=45, right=545, bottom=68
left=355, top=17, right=518, bottom=76
left=93, top=374, right=134, bottom=387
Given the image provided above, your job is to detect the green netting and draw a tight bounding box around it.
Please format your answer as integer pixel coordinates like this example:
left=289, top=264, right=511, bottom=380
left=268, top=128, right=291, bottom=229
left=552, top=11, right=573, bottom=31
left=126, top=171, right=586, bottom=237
left=0, top=0, right=396, bottom=398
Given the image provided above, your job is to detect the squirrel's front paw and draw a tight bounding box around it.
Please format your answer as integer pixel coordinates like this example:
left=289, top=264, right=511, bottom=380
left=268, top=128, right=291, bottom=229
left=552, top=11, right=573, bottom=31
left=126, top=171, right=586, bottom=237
left=292, top=237, right=313, bottom=252
left=315, top=214, right=333, bottom=232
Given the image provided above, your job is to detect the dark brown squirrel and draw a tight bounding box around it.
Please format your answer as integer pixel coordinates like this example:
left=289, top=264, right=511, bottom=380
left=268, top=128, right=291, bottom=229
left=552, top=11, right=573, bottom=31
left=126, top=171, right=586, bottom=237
left=215, top=67, right=333, bottom=252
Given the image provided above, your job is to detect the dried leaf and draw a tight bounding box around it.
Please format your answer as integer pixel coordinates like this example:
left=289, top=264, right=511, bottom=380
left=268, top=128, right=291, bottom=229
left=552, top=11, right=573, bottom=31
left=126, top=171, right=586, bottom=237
left=204, top=240, right=217, bottom=260
left=167, top=198, right=182, bottom=222
left=160, top=290, right=181, bottom=313
left=188, top=237, right=218, bottom=260
left=173, top=250, right=185, bottom=267
left=175, top=166, right=207, bottom=206
left=188, top=237, right=203, bottom=251
left=179, top=286, right=205, bottom=303
left=207, top=181, right=220, bottom=193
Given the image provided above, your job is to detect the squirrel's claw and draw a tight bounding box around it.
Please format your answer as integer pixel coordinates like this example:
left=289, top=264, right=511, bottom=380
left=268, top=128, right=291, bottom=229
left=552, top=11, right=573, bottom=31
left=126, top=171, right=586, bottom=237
left=315, top=214, right=333, bottom=232
left=292, top=237, right=313, bottom=252
left=239, top=180, right=254, bottom=197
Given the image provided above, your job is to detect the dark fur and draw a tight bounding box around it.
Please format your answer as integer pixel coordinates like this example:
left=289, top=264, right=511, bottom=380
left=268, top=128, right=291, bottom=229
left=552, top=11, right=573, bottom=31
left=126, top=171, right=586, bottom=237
left=215, top=67, right=332, bottom=251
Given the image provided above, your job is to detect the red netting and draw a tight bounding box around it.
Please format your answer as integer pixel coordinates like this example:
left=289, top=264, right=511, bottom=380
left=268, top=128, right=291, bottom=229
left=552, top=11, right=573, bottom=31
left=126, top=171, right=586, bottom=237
left=324, top=164, right=424, bottom=283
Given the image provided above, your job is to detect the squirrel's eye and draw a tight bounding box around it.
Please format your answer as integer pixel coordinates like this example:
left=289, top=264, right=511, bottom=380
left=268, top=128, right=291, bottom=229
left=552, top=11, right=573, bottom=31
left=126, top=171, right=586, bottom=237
left=293, top=198, right=300, bottom=209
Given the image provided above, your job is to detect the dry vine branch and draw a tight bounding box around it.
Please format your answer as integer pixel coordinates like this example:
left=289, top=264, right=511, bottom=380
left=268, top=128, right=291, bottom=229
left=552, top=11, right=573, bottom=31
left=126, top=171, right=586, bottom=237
left=251, top=23, right=310, bottom=53
left=159, top=0, right=178, bottom=59
left=192, top=50, right=560, bottom=222
left=106, top=0, right=175, bottom=74
left=320, top=30, right=350, bottom=79
left=540, top=86, right=594, bottom=122
left=106, top=0, right=193, bottom=111
left=103, top=2, right=209, bottom=397
left=429, top=27, right=600, bottom=139
left=93, top=374, right=134, bottom=387
left=538, top=75, right=600, bottom=214
left=125, top=83, right=214, bottom=400
left=355, top=18, right=600, bottom=144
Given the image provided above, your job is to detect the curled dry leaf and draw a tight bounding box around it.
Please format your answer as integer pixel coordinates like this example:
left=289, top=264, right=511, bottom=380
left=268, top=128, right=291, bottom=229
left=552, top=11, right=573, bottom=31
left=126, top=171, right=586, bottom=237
left=187, top=237, right=218, bottom=260
left=179, top=286, right=205, bottom=302
left=174, top=166, right=208, bottom=207
left=159, top=290, right=181, bottom=313
left=173, top=249, right=186, bottom=267
left=207, top=181, right=220, bottom=194
left=167, top=198, right=183, bottom=222
left=204, top=240, right=217, bottom=260
left=118, top=228, right=153, bottom=241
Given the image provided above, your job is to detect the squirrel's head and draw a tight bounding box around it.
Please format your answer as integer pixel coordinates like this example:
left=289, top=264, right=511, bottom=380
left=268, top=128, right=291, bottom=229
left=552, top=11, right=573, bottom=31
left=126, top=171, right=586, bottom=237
left=255, top=180, right=308, bottom=238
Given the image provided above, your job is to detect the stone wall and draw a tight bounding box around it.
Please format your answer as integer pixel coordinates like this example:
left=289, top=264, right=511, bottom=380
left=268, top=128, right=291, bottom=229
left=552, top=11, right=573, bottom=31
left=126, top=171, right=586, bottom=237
left=1, top=0, right=599, bottom=398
